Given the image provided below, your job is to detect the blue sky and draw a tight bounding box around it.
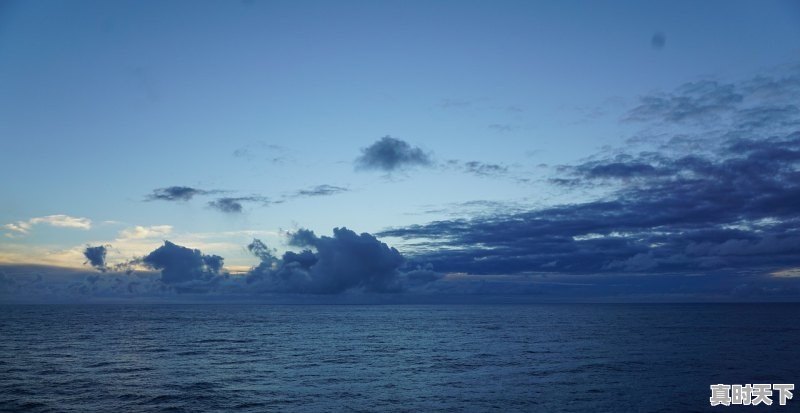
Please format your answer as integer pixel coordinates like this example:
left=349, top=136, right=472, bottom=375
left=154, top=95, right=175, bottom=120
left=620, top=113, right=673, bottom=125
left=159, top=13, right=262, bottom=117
left=1, top=0, right=799, bottom=302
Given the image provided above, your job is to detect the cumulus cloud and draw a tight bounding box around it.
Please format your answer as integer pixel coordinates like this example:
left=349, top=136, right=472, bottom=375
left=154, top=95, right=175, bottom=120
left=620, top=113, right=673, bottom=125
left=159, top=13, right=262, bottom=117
left=355, top=136, right=432, bottom=172
left=246, top=227, right=437, bottom=294
left=8, top=68, right=800, bottom=302
left=2, top=215, right=92, bottom=237
left=141, top=241, right=226, bottom=291
left=83, top=245, right=108, bottom=272
left=146, top=186, right=218, bottom=201
left=1, top=232, right=443, bottom=301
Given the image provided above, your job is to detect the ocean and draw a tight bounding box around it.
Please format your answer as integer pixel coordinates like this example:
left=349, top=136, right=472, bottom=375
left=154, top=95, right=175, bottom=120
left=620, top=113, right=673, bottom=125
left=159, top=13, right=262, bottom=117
left=0, top=304, right=797, bottom=412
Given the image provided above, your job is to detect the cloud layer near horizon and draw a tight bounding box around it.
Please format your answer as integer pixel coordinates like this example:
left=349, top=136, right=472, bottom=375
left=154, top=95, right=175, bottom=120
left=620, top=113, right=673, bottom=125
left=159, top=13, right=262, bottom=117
left=378, top=69, right=800, bottom=284
left=3, top=68, right=800, bottom=302
left=245, top=227, right=422, bottom=294
left=37, top=228, right=440, bottom=300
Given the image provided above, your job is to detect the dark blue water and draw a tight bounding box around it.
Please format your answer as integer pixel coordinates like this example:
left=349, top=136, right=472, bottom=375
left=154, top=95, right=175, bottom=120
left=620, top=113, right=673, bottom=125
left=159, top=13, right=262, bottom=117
left=0, top=304, right=797, bottom=412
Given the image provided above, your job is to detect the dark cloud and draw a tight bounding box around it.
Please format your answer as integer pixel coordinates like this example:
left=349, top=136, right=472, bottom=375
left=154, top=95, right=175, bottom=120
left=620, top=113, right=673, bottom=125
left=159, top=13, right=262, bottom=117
left=735, top=104, right=800, bottom=130
left=552, top=153, right=670, bottom=186
left=246, top=238, right=276, bottom=262
left=287, top=228, right=318, bottom=248
left=626, top=80, right=744, bottom=123
left=206, top=186, right=344, bottom=212
left=209, top=198, right=245, bottom=213
left=355, top=136, right=432, bottom=172
left=83, top=245, right=108, bottom=272
left=742, top=70, right=800, bottom=101
left=463, top=161, right=508, bottom=177
left=246, top=228, right=437, bottom=294
left=651, top=32, right=666, bottom=50
left=445, top=160, right=510, bottom=178
left=380, top=132, right=800, bottom=278
left=626, top=68, right=800, bottom=127
left=0, top=265, right=170, bottom=302
left=10, top=69, right=800, bottom=302
left=294, top=185, right=349, bottom=197
left=147, top=186, right=273, bottom=214
left=146, top=186, right=216, bottom=201
left=207, top=196, right=270, bottom=214
left=142, top=241, right=226, bottom=291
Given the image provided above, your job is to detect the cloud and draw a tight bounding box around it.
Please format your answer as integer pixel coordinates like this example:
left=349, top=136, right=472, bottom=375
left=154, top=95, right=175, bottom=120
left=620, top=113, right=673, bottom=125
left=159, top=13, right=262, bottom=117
left=381, top=65, right=800, bottom=283
left=146, top=186, right=217, bottom=201
left=293, top=184, right=349, bottom=197
left=147, top=187, right=274, bottom=214
left=30, top=215, right=92, bottom=229
left=118, top=225, right=173, bottom=240
left=246, top=227, right=437, bottom=294
left=444, top=160, right=510, bottom=178
left=204, top=186, right=344, bottom=213
left=735, top=104, right=800, bottom=130
left=380, top=131, right=800, bottom=278
left=209, top=198, right=245, bottom=213
left=83, top=245, right=108, bottom=272
left=0, top=265, right=181, bottom=302
left=148, top=182, right=348, bottom=214
left=625, top=68, right=800, bottom=128
left=551, top=153, right=668, bottom=186
left=355, top=136, right=432, bottom=172
left=0, top=231, right=441, bottom=300
left=141, top=241, right=226, bottom=291
left=626, top=80, right=744, bottom=123
left=7, top=67, right=800, bottom=302
left=462, top=161, right=508, bottom=177
left=207, top=196, right=270, bottom=214
left=2, top=214, right=92, bottom=237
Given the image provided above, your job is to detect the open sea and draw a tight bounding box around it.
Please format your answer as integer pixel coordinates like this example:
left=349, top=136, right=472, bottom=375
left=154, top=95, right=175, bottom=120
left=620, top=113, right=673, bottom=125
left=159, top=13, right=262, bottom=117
left=0, top=304, right=797, bottom=412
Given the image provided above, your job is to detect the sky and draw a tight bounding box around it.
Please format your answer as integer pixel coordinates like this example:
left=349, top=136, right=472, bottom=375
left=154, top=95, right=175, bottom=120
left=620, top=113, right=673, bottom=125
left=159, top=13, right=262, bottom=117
left=1, top=0, right=799, bottom=302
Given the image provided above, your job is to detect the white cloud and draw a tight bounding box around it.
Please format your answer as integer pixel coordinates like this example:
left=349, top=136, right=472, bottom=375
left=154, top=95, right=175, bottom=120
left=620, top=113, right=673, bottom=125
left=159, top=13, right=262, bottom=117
left=118, top=225, right=173, bottom=240
left=2, top=214, right=92, bottom=236
left=2, top=222, right=32, bottom=235
left=30, top=215, right=92, bottom=229
left=771, top=268, right=800, bottom=278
